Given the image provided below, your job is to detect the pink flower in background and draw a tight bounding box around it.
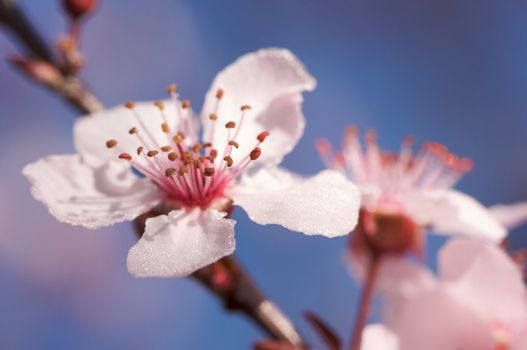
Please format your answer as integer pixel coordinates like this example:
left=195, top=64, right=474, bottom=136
left=23, top=48, right=361, bottom=278
left=317, top=128, right=506, bottom=260
left=362, top=238, right=527, bottom=350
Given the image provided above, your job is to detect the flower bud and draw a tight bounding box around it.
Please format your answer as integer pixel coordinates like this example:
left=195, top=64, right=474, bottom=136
left=62, top=0, right=97, bottom=20
left=9, top=56, right=64, bottom=89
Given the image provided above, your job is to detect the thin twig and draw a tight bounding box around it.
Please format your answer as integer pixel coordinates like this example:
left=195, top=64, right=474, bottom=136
left=0, top=0, right=104, bottom=114
left=0, top=0, right=54, bottom=62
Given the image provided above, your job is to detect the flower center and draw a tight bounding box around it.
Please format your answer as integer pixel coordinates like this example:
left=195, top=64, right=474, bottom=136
left=350, top=208, right=423, bottom=258
left=106, top=85, right=270, bottom=209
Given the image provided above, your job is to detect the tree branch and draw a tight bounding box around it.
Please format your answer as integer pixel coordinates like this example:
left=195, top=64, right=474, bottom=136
left=193, top=256, right=305, bottom=346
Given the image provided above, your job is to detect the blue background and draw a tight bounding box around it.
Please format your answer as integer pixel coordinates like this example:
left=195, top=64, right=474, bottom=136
left=0, top=1, right=526, bottom=349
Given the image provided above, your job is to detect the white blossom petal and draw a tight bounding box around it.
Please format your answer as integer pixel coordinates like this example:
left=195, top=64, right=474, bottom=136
left=403, top=189, right=506, bottom=242
left=361, top=324, right=399, bottom=350
left=230, top=166, right=360, bottom=237
left=439, top=238, right=527, bottom=326
left=489, top=201, right=527, bottom=230
left=201, top=48, right=316, bottom=167
left=74, top=100, right=182, bottom=167
left=127, top=208, right=236, bottom=278
left=22, top=155, right=164, bottom=229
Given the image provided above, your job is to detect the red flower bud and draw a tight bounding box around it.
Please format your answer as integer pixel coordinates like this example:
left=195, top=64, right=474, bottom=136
left=62, top=0, right=97, bottom=20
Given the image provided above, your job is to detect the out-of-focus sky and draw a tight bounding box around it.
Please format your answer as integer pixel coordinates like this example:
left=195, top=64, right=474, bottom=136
left=0, top=1, right=526, bottom=349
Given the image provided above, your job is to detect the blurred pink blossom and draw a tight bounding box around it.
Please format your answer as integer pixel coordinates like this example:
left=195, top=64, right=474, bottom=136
left=362, top=238, right=527, bottom=350
left=317, top=129, right=505, bottom=244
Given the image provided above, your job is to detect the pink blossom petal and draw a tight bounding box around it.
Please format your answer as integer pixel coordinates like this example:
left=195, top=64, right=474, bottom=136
left=361, top=324, right=399, bottom=350
left=74, top=101, right=181, bottom=167
left=23, top=155, right=164, bottom=229
left=439, top=238, right=527, bottom=326
left=127, top=208, right=236, bottom=278
left=201, top=48, right=316, bottom=167
left=403, top=189, right=506, bottom=242
left=393, top=287, right=492, bottom=350
left=230, top=166, right=360, bottom=237
left=490, top=201, right=527, bottom=230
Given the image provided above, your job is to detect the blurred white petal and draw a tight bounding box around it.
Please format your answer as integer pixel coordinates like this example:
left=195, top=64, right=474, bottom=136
left=489, top=201, right=527, bottom=230
left=361, top=324, right=399, bottom=350
left=404, top=189, right=506, bottom=242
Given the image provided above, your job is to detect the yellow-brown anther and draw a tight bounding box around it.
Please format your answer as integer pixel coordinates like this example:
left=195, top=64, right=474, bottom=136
left=167, top=83, right=177, bottom=94
left=161, top=123, right=170, bottom=133
left=192, top=144, right=202, bottom=153
left=241, top=104, right=251, bottom=111
left=223, top=156, right=233, bottom=167
left=106, top=139, right=118, bottom=148
left=203, top=142, right=212, bottom=148
left=173, top=132, right=185, bottom=144
left=147, top=150, right=159, bottom=157
left=193, top=159, right=202, bottom=168
left=168, top=152, right=178, bottom=161
left=216, top=89, right=224, bottom=100
left=183, top=152, right=193, bottom=164
left=209, top=113, right=218, bottom=121
left=161, top=145, right=172, bottom=152
left=198, top=155, right=206, bottom=163
left=250, top=147, right=262, bottom=160
left=137, top=146, right=144, bottom=155
left=257, top=131, right=270, bottom=143
left=165, top=168, right=177, bottom=177
left=228, top=140, right=239, bottom=149
left=119, top=153, right=132, bottom=160
left=182, top=100, right=190, bottom=109
left=204, top=168, right=215, bottom=177
left=225, top=121, right=236, bottom=129
left=178, top=165, right=189, bottom=176
left=154, top=100, right=165, bottom=110
left=209, top=149, right=218, bottom=160
left=129, top=127, right=138, bottom=134
left=124, top=100, right=135, bottom=109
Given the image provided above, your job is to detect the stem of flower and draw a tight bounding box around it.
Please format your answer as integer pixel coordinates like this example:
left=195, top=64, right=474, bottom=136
left=348, top=255, right=381, bottom=350
left=0, top=0, right=104, bottom=114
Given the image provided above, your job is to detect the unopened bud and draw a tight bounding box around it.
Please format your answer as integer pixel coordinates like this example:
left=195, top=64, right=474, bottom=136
left=10, top=56, right=64, bottom=89
left=62, top=0, right=97, bottom=20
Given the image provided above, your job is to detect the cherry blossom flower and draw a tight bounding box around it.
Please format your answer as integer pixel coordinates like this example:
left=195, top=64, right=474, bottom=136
left=317, top=128, right=506, bottom=260
left=361, top=238, right=527, bottom=350
left=23, top=48, right=361, bottom=278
